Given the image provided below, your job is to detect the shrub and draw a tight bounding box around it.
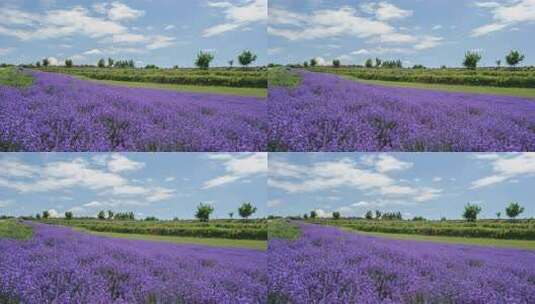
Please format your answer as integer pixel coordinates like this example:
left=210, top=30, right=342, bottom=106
left=463, top=51, right=482, bottom=69
left=65, top=212, right=73, bottom=220
left=97, top=58, right=106, bottom=68
left=310, top=58, right=317, bottom=67
left=506, top=202, right=524, bottom=219
left=97, top=210, right=106, bottom=220
left=310, top=210, right=317, bottom=219
left=463, top=203, right=482, bottom=222
left=365, top=210, right=374, bottom=220
left=108, top=58, right=114, bottom=68
left=195, top=203, right=214, bottom=222
left=365, top=58, right=374, bottom=68
left=332, top=211, right=341, bottom=219
left=332, top=59, right=341, bottom=68
left=42, top=58, right=49, bottom=67
left=42, top=211, right=49, bottom=219
left=65, top=59, right=73, bottom=68
left=195, top=51, right=214, bottom=70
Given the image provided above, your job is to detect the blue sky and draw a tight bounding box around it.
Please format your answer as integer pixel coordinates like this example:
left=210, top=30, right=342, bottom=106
left=268, top=0, right=535, bottom=67
left=0, top=153, right=267, bottom=219
left=0, top=0, right=267, bottom=67
left=269, top=153, right=535, bottom=220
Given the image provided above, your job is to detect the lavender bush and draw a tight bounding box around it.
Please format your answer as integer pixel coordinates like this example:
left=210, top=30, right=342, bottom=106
left=269, top=224, right=535, bottom=303
left=269, top=72, right=535, bottom=151
left=0, top=71, right=267, bottom=151
left=0, top=223, right=267, bottom=303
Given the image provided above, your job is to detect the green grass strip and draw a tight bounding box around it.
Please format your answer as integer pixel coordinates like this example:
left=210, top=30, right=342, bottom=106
left=0, top=219, right=33, bottom=240
left=268, top=67, right=301, bottom=87
left=0, top=67, right=34, bottom=88
left=268, top=219, right=301, bottom=240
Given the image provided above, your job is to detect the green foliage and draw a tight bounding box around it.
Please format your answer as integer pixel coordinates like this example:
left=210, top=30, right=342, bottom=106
left=332, top=211, right=341, bottom=219
left=412, top=64, right=426, bottom=69
left=108, top=58, right=114, bottom=68
left=35, top=61, right=41, bottom=67
left=365, top=210, right=374, bottom=220
left=381, top=59, right=402, bottom=68
left=144, top=216, right=158, bottom=221
left=332, top=59, right=341, bottom=68
left=195, top=51, right=214, bottom=70
left=381, top=211, right=402, bottom=220
left=303, top=61, right=309, bottom=68
left=65, top=59, right=73, bottom=68
left=42, top=58, right=49, bottom=67
left=238, top=50, right=257, bottom=67
left=495, top=59, right=501, bottom=68
left=144, top=64, right=159, bottom=69
left=365, top=59, right=374, bottom=68
left=463, top=51, right=482, bottom=69
left=35, top=213, right=41, bottom=220
left=65, top=212, right=73, bottom=220
left=375, top=58, right=382, bottom=68
left=496, top=212, right=501, bottom=219
left=310, top=58, right=318, bottom=67
left=506, top=202, right=525, bottom=219
left=506, top=50, right=525, bottom=67
left=463, top=203, right=482, bottom=222
left=97, top=58, right=106, bottom=68
left=268, top=220, right=300, bottom=240
left=195, top=203, right=214, bottom=222
left=97, top=210, right=106, bottom=220
left=228, top=212, right=234, bottom=219
left=238, top=202, right=257, bottom=220
left=114, top=212, right=135, bottom=220
left=375, top=210, right=382, bottom=219
left=412, top=216, right=426, bottom=221
left=310, top=210, right=317, bottom=219
left=0, top=67, right=34, bottom=88
left=42, top=210, right=49, bottom=219
left=107, top=210, right=114, bottom=220
left=228, top=60, right=234, bottom=67
left=268, top=67, right=300, bottom=87
left=0, top=220, right=32, bottom=240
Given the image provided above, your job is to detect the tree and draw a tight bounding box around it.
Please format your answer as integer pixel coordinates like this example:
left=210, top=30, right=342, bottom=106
left=97, top=58, right=106, bottom=68
left=65, top=212, right=73, bottom=220
left=365, top=210, right=373, bottom=220
left=238, top=202, right=257, bottom=220
left=35, top=213, right=41, bottom=220
left=42, top=58, right=49, bottom=67
left=303, top=213, right=309, bottom=219
left=496, top=212, right=501, bottom=219
left=310, top=58, right=317, bottom=67
left=463, top=203, right=482, bottom=222
left=332, top=211, right=341, bottom=219
left=505, top=50, right=525, bottom=68
left=228, top=60, right=234, bottom=68
left=375, top=58, right=382, bottom=68
left=195, top=203, right=214, bottom=222
left=495, top=59, right=501, bottom=68
left=107, top=210, right=114, bottom=220
left=365, top=58, right=374, bottom=68
left=332, top=59, right=341, bottom=68
left=238, top=50, right=257, bottom=68
left=108, top=58, right=114, bottom=67
left=35, top=61, right=41, bottom=67
left=65, top=59, right=73, bottom=68
left=97, top=210, right=106, bottom=220
left=228, top=212, right=234, bottom=219
left=303, top=61, right=309, bottom=67
left=505, top=202, right=524, bottom=220
left=463, top=51, right=482, bottom=69
left=195, top=51, right=214, bottom=70
left=42, top=210, right=50, bottom=219
left=310, top=210, right=317, bottom=219
left=375, top=210, right=382, bottom=220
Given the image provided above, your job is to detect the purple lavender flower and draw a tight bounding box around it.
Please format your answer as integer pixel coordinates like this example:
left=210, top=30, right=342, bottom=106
left=0, top=71, right=267, bottom=152
left=0, top=223, right=267, bottom=303
left=268, top=71, right=535, bottom=152
left=269, top=223, right=535, bottom=303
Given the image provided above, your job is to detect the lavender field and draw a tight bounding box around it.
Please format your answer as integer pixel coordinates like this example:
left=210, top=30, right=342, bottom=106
left=0, top=71, right=267, bottom=152
left=269, top=71, right=535, bottom=152
left=269, top=223, right=535, bottom=303
left=0, top=223, right=267, bottom=303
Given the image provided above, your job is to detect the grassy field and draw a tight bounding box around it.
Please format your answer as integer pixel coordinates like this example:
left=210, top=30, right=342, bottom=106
left=0, top=67, right=33, bottom=88
left=344, top=76, right=535, bottom=98
left=346, top=229, right=535, bottom=250
left=268, top=67, right=301, bottom=87
left=0, top=220, right=32, bottom=240
left=268, top=219, right=300, bottom=240
left=310, top=66, right=535, bottom=88
left=42, top=218, right=267, bottom=240
left=309, top=218, right=535, bottom=240
left=38, top=66, right=267, bottom=88
left=76, top=75, right=267, bottom=97
left=75, top=227, right=266, bottom=250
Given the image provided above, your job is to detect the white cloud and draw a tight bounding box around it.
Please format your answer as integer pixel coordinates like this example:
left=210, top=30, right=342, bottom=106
left=432, top=24, right=443, bottom=30
left=203, top=0, right=267, bottom=37
left=433, top=177, right=443, bottom=182
left=146, top=35, right=175, bottom=50
left=363, top=1, right=413, bottom=21
left=362, top=154, right=413, bottom=173
left=47, top=209, right=60, bottom=218
left=202, top=153, right=267, bottom=189
left=106, top=2, right=145, bottom=21
left=470, top=153, right=535, bottom=189
left=107, top=154, right=145, bottom=173
left=472, top=0, right=535, bottom=36
left=83, top=201, right=103, bottom=207
left=267, top=199, right=282, bottom=208
left=268, top=47, right=283, bottom=55
left=0, top=47, right=13, bottom=55
left=0, top=200, right=11, bottom=207
left=165, top=177, right=175, bottom=182
left=164, top=24, right=175, bottom=31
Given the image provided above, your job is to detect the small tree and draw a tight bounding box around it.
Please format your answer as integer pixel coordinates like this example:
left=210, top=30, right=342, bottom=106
left=238, top=50, right=257, bottom=68
left=375, top=58, right=382, bottom=68
left=496, top=211, right=501, bottom=219
left=228, top=60, right=234, bottom=68
left=463, top=51, right=482, bottom=69
left=303, top=61, right=309, bottom=67
left=365, top=58, right=374, bottom=68
left=107, top=210, right=114, bottom=220
left=65, top=59, right=73, bottom=68
left=42, top=210, right=50, bottom=219
left=238, top=202, right=257, bottom=220
left=97, top=210, right=106, bottom=220
left=97, top=58, right=106, bottom=68
left=228, top=212, right=234, bottom=219
left=310, top=210, right=317, bottom=219
left=365, top=210, right=373, bottom=220
left=35, top=213, right=41, bottom=220
left=65, top=212, right=73, bottom=220
left=505, top=50, right=525, bottom=68
left=332, top=211, right=340, bottom=219
left=310, top=58, right=317, bottom=67
left=505, top=202, right=524, bottom=220
left=303, top=213, right=309, bottom=219
left=195, top=203, right=214, bottom=222
left=332, top=59, right=341, bottom=68
left=375, top=210, right=382, bottom=220
left=35, top=61, right=41, bottom=67
left=108, top=58, right=114, bottom=68
left=42, top=58, right=49, bottom=67
left=463, top=203, right=482, bottom=222
left=495, top=59, right=501, bottom=68
left=195, top=51, right=214, bottom=70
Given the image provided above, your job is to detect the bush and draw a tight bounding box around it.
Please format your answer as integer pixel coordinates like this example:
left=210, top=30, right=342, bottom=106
left=65, top=212, right=73, bottom=220
left=97, top=58, right=106, bottom=68
left=332, top=59, right=341, bottom=68
left=332, top=211, right=341, bottom=219
left=65, top=59, right=73, bottom=68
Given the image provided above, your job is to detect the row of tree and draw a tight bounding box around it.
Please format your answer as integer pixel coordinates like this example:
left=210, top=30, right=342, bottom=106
left=463, top=50, right=525, bottom=69
left=195, top=202, right=257, bottom=222
left=463, top=202, right=524, bottom=221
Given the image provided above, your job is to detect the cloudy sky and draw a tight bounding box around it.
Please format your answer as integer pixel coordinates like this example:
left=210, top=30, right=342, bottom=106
left=0, top=153, right=267, bottom=219
left=269, top=153, right=535, bottom=220
left=0, top=0, right=267, bottom=67
left=268, top=0, right=535, bottom=67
